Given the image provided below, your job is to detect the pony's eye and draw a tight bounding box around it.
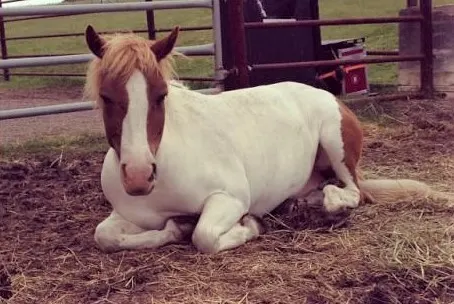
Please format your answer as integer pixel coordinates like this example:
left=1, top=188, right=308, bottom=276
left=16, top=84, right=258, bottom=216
left=100, top=94, right=113, bottom=105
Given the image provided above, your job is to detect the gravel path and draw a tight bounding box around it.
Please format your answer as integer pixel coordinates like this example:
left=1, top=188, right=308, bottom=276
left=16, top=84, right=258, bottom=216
left=0, top=87, right=104, bottom=145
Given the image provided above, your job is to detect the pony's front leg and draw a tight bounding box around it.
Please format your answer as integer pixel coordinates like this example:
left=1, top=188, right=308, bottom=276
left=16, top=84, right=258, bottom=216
left=94, top=211, right=190, bottom=253
left=191, top=192, right=263, bottom=254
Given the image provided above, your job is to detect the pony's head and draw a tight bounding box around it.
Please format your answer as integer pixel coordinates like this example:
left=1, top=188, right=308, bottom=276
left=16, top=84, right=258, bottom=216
left=84, top=25, right=179, bottom=196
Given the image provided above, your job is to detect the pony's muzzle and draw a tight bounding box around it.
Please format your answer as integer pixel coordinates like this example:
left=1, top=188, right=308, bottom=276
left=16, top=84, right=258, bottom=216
left=121, top=162, right=157, bottom=196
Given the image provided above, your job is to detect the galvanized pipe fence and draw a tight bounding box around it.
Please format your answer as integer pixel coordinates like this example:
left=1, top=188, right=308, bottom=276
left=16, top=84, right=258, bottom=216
left=0, top=0, right=436, bottom=122
left=0, top=0, right=217, bottom=81
left=0, top=0, right=225, bottom=121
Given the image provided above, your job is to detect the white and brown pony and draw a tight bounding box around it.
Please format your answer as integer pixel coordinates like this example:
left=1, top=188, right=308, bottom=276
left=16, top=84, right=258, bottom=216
left=84, top=25, right=452, bottom=254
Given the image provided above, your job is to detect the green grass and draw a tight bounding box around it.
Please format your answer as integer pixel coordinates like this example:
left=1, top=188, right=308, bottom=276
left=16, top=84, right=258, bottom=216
left=0, top=0, right=453, bottom=89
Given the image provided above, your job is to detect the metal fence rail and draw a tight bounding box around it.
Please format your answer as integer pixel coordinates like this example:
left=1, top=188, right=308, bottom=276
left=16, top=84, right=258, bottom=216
left=8, top=73, right=216, bottom=82
left=0, top=0, right=437, bottom=122
left=0, top=0, right=218, bottom=80
left=0, top=0, right=212, bottom=16
left=250, top=55, right=424, bottom=70
left=225, top=0, right=434, bottom=97
left=244, top=15, right=424, bottom=28
left=0, top=0, right=226, bottom=121
left=0, top=43, right=215, bottom=69
left=1, top=102, right=94, bottom=120
left=0, top=88, right=222, bottom=120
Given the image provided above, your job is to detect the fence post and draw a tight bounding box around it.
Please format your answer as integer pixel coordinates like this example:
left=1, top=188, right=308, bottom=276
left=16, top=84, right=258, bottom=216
left=0, top=1, right=10, bottom=81
left=420, top=0, right=434, bottom=98
left=407, top=0, right=418, bottom=7
left=224, top=0, right=249, bottom=89
left=145, top=0, right=156, bottom=40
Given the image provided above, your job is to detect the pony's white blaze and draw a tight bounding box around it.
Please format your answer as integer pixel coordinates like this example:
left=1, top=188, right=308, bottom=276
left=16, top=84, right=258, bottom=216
left=120, top=69, right=156, bottom=195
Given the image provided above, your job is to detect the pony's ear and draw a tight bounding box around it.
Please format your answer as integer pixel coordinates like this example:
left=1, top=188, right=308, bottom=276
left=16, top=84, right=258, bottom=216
left=150, top=26, right=179, bottom=61
left=85, top=25, right=105, bottom=59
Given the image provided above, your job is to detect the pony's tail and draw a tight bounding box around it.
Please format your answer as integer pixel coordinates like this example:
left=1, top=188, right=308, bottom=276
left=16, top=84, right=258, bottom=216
left=359, top=178, right=454, bottom=206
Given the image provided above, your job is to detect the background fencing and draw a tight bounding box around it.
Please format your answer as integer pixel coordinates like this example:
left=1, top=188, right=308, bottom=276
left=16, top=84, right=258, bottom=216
left=0, top=0, right=219, bottom=84
left=0, top=0, right=436, bottom=121
left=221, top=0, right=434, bottom=99
left=0, top=0, right=224, bottom=120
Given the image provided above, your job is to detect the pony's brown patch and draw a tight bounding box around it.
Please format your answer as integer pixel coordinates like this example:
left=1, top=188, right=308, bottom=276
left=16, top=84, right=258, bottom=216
left=337, top=99, right=370, bottom=202
left=146, top=91, right=166, bottom=155
left=337, top=101, right=363, bottom=182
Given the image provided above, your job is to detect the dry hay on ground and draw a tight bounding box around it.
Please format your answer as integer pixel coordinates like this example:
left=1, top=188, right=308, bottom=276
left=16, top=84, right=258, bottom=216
left=1, top=98, right=454, bottom=304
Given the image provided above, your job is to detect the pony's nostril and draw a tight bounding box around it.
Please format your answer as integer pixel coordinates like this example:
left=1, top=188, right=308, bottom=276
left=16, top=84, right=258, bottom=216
left=149, top=163, right=157, bottom=182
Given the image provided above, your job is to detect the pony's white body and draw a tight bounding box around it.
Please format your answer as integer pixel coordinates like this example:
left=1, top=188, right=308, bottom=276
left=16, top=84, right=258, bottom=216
left=101, top=82, right=335, bottom=230
left=96, top=81, right=358, bottom=253
left=86, top=26, right=453, bottom=254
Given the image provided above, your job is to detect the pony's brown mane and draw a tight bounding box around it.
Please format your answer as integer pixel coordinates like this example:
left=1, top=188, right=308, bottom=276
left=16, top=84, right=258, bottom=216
left=84, top=32, right=177, bottom=106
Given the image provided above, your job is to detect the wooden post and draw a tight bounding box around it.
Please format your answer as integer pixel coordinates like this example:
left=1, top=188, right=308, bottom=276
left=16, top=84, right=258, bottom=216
left=145, top=0, right=156, bottom=40
left=0, top=0, right=10, bottom=81
left=420, top=0, right=434, bottom=98
left=407, top=0, right=418, bottom=7
left=225, top=0, right=249, bottom=89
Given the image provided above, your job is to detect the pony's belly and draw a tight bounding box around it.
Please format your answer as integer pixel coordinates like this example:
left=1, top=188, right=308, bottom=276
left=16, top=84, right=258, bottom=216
left=248, top=168, right=313, bottom=216
left=247, top=146, right=318, bottom=216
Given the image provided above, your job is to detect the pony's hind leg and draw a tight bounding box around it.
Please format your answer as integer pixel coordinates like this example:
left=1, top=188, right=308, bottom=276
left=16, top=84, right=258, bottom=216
left=318, top=102, right=363, bottom=214
left=94, top=211, right=192, bottom=252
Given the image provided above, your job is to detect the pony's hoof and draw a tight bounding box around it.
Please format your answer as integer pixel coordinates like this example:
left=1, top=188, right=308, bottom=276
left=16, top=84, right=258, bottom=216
left=322, top=185, right=359, bottom=214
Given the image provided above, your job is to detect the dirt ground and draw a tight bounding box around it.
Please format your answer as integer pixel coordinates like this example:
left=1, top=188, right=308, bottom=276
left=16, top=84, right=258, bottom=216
left=0, top=89, right=454, bottom=304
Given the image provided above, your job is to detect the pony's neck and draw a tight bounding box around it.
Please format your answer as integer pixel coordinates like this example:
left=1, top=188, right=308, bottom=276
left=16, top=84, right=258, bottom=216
left=161, top=82, right=199, bottom=133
